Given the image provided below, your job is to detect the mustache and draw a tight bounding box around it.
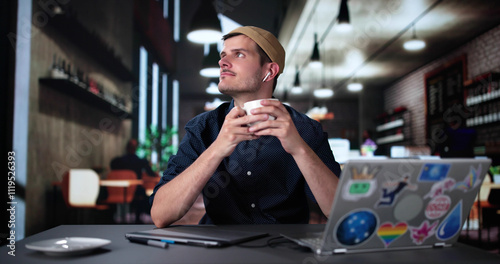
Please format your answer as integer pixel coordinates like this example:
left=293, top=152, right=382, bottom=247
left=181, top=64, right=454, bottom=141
left=221, top=69, right=236, bottom=75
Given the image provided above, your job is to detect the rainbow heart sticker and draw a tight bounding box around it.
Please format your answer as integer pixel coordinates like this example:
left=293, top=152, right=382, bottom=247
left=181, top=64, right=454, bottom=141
left=377, top=222, right=408, bottom=247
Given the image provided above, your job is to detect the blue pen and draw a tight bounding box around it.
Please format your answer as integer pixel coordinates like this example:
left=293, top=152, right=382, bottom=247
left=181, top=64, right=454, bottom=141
left=129, top=237, right=171, bottom=248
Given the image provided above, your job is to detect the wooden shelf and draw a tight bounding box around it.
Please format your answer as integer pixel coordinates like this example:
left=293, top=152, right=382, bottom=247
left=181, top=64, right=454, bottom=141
left=376, top=119, right=404, bottom=132
left=39, top=78, right=132, bottom=119
left=376, top=134, right=405, bottom=145
left=375, top=107, right=410, bottom=146
left=47, top=15, right=135, bottom=82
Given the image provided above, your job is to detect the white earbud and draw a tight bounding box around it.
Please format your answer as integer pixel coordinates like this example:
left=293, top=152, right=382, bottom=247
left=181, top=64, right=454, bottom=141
left=262, top=72, right=271, bottom=82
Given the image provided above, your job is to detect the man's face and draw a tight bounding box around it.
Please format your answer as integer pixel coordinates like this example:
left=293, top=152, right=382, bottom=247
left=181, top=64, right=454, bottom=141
left=218, top=35, right=264, bottom=96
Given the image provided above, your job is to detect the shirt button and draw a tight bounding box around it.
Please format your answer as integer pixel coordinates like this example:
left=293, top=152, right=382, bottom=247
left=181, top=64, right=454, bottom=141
left=247, top=171, right=252, bottom=176
left=251, top=203, right=255, bottom=208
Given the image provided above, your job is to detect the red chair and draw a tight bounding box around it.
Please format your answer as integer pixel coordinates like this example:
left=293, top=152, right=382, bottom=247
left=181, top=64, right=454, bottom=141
left=142, top=171, right=161, bottom=197
left=103, top=170, right=138, bottom=204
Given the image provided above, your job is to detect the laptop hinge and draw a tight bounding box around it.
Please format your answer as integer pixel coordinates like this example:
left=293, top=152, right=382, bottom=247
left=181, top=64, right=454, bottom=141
left=333, top=248, right=347, bottom=254
left=433, top=242, right=446, bottom=248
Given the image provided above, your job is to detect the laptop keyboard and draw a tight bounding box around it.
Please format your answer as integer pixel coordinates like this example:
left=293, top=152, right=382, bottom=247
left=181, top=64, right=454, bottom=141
left=300, top=237, right=323, bottom=248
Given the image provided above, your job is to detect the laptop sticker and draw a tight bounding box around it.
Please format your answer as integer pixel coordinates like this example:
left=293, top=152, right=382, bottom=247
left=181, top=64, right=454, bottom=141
left=409, top=220, right=438, bottom=245
left=377, top=222, right=408, bottom=247
left=376, top=174, right=417, bottom=207
left=335, top=209, right=378, bottom=246
left=423, top=178, right=456, bottom=199
left=455, top=164, right=482, bottom=192
left=342, top=166, right=378, bottom=201
left=418, top=163, right=451, bottom=182
left=436, top=200, right=462, bottom=240
left=425, top=195, right=451, bottom=219
left=393, top=194, right=424, bottom=222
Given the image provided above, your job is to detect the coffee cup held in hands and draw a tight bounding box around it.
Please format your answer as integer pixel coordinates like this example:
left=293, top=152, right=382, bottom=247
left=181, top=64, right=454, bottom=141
left=243, top=98, right=279, bottom=126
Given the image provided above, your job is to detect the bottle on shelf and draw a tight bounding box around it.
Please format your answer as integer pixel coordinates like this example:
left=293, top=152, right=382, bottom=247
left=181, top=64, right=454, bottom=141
left=50, top=54, right=65, bottom=79
left=69, top=64, right=80, bottom=84
left=76, top=69, right=87, bottom=89
left=88, top=78, right=99, bottom=95
left=50, top=53, right=58, bottom=78
left=61, top=60, right=69, bottom=79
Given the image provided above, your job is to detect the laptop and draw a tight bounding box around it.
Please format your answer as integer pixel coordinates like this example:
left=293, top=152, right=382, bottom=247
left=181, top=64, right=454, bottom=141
left=282, top=158, right=491, bottom=255
left=125, top=225, right=268, bottom=247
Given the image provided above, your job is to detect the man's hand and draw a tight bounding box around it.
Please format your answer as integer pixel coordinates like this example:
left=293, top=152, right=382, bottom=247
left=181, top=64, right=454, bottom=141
left=211, top=106, right=270, bottom=158
left=247, top=99, right=306, bottom=155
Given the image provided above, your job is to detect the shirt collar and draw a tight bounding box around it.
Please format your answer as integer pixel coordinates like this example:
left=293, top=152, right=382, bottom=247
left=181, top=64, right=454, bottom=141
left=225, top=100, right=235, bottom=116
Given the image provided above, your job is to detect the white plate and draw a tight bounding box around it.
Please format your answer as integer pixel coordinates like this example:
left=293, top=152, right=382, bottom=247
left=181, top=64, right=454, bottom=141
left=26, top=237, right=111, bottom=256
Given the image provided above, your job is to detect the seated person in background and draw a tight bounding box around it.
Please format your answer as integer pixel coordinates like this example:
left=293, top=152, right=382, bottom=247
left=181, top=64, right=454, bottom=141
left=111, top=139, right=156, bottom=222
left=150, top=26, right=341, bottom=227
left=110, top=139, right=156, bottom=179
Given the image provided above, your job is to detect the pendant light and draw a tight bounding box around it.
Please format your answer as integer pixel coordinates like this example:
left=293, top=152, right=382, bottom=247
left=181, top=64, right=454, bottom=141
left=187, top=1, right=222, bottom=44
left=337, top=0, right=352, bottom=32
left=314, top=48, right=333, bottom=99
left=347, top=77, right=363, bottom=92
left=309, top=33, right=323, bottom=69
left=291, top=66, right=303, bottom=94
left=205, top=78, right=221, bottom=94
left=403, top=25, right=426, bottom=51
left=200, top=44, right=220, bottom=77
left=314, top=88, right=334, bottom=98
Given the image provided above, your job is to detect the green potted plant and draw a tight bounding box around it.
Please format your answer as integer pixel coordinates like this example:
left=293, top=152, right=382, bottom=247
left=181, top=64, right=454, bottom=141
left=137, top=124, right=178, bottom=172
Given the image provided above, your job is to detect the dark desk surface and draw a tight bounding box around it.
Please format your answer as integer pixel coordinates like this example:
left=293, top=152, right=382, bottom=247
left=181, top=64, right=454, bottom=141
left=1, top=224, right=499, bottom=264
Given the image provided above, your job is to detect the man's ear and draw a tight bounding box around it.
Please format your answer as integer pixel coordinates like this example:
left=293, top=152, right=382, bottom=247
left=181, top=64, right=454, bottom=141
left=265, top=62, right=280, bottom=81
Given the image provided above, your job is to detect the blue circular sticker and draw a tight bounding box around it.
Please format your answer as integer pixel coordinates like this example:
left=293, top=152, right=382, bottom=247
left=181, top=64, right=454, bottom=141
left=336, top=210, right=378, bottom=246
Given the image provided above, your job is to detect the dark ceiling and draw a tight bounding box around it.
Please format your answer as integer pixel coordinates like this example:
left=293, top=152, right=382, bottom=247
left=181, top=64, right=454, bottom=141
left=175, top=0, right=500, bottom=103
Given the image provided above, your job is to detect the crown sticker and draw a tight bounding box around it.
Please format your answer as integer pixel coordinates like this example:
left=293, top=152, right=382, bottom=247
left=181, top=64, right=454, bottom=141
left=342, top=165, right=379, bottom=201
left=351, top=166, right=378, bottom=180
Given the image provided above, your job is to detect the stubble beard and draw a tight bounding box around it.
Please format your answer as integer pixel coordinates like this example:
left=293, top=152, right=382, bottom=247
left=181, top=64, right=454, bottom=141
left=218, top=71, right=262, bottom=97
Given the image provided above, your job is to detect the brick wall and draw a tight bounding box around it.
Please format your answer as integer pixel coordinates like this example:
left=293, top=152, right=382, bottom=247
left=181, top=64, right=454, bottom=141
left=384, top=24, right=500, bottom=148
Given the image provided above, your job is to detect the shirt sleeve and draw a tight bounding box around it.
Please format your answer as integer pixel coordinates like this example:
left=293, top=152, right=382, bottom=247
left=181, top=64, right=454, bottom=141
left=316, top=131, right=342, bottom=177
left=303, top=123, right=342, bottom=203
left=148, top=121, right=207, bottom=205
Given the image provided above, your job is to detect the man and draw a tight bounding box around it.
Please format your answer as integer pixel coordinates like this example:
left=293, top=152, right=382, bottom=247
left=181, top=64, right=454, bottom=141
left=150, top=26, right=340, bottom=227
left=110, top=139, right=156, bottom=180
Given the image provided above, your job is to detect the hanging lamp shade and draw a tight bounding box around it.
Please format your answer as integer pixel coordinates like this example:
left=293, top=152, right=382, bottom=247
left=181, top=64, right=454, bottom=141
left=291, top=67, right=303, bottom=94
left=309, top=33, right=323, bottom=68
left=187, top=1, right=222, bottom=44
left=314, top=88, right=334, bottom=98
left=200, top=44, right=220, bottom=77
left=337, top=0, right=352, bottom=32
left=205, top=78, right=221, bottom=94
left=315, top=74, right=333, bottom=98
left=347, top=80, right=363, bottom=92
left=403, top=26, right=426, bottom=51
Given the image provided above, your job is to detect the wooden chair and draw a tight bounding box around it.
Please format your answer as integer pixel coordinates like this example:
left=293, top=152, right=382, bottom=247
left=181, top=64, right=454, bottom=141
left=105, top=170, right=137, bottom=204
left=102, top=169, right=141, bottom=223
left=60, top=169, right=109, bottom=224
left=104, top=170, right=138, bottom=204
left=61, top=169, right=108, bottom=210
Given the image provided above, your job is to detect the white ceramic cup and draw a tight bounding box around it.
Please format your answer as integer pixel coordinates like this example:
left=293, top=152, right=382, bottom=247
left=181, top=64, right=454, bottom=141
left=243, top=98, right=279, bottom=126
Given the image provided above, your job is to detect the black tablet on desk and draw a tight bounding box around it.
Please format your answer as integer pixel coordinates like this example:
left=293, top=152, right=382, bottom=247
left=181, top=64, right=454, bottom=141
left=125, top=225, right=268, bottom=247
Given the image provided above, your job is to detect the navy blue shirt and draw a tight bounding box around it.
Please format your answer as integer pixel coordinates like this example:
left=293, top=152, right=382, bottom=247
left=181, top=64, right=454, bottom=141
left=150, top=100, right=341, bottom=224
